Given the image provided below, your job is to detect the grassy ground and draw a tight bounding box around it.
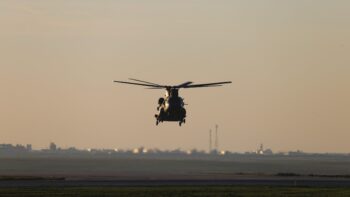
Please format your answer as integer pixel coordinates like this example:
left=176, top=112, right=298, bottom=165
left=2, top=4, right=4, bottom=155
left=0, top=186, right=350, bottom=197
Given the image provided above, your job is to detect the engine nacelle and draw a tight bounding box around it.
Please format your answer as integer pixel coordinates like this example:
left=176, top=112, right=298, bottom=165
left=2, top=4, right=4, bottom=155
left=158, top=97, right=165, bottom=105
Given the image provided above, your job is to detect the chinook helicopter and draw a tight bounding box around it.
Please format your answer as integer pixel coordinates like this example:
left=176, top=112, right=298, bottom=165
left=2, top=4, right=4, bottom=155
left=114, top=78, right=231, bottom=126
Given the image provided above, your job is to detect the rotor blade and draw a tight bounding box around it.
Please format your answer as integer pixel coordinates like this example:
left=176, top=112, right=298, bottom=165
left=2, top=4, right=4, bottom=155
left=183, top=81, right=232, bottom=88
left=128, top=78, right=162, bottom=86
left=183, top=85, right=223, bottom=88
left=114, top=80, right=164, bottom=88
left=175, top=81, right=193, bottom=88
left=145, top=87, right=164, bottom=89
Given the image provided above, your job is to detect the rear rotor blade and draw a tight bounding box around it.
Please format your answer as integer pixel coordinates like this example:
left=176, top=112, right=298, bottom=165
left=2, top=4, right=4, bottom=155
left=128, top=78, right=162, bottom=86
left=114, top=80, right=164, bottom=88
left=174, top=81, right=193, bottom=88
left=145, top=87, right=164, bottom=89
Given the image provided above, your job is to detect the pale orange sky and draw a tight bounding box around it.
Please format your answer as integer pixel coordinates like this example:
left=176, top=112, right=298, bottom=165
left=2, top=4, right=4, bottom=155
left=0, top=1, right=349, bottom=152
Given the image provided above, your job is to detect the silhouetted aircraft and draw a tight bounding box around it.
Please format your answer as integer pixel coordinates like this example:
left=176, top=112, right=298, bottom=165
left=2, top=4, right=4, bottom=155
left=114, top=78, right=231, bottom=126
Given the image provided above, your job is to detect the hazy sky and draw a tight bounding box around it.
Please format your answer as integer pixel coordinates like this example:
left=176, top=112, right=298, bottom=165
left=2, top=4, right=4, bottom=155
left=0, top=0, right=349, bottom=152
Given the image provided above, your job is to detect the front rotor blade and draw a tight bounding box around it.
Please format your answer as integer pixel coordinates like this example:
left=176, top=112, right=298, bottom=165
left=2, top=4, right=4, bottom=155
left=114, top=80, right=164, bottom=88
left=183, top=81, right=232, bottom=88
left=128, top=78, right=162, bottom=86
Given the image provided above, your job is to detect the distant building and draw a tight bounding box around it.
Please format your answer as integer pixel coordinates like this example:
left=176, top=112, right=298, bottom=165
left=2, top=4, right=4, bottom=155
left=26, top=144, right=32, bottom=151
left=288, top=150, right=306, bottom=156
left=263, top=149, right=273, bottom=155
left=49, top=142, right=57, bottom=151
left=0, top=144, right=30, bottom=155
left=256, top=144, right=264, bottom=155
left=256, top=144, right=273, bottom=155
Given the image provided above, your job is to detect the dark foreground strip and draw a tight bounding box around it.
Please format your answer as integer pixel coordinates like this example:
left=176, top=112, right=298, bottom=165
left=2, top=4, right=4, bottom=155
left=1, top=179, right=350, bottom=187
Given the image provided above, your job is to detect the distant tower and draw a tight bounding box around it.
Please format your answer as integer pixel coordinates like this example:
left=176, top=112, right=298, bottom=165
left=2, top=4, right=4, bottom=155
left=215, top=124, right=219, bottom=151
left=209, top=129, right=212, bottom=153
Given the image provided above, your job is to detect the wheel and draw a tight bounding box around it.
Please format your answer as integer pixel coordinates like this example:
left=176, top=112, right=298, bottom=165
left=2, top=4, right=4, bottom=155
left=156, top=120, right=159, bottom=126
left=183, top=119, right=186, bottom=123
left=179, top=121, right=182, bottom=126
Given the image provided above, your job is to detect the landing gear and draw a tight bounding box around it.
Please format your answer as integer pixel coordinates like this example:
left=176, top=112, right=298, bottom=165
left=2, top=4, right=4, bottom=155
left=179, top=119, right=186, bottom=126
left=155, top=114, right=159, bottom=126
left=155, top=108, right=165, bottom=126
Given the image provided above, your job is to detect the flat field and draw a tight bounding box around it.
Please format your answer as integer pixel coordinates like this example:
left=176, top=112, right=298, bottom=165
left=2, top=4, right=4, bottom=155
left=0, top=156, right=349, bottom=179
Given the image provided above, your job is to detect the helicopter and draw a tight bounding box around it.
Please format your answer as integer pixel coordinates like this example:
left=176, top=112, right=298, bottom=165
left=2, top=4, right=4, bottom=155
left=114, top=78, right=231, bottom=126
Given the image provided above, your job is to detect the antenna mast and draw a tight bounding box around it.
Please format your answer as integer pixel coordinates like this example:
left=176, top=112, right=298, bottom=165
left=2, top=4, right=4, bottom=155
left=215, top=124, right=219, bottom=151
left=209, top=129, right=212, bottom=153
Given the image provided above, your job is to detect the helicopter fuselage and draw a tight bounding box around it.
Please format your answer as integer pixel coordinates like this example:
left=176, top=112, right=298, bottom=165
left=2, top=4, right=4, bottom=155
left=155, top=88, right=186, bottom=126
